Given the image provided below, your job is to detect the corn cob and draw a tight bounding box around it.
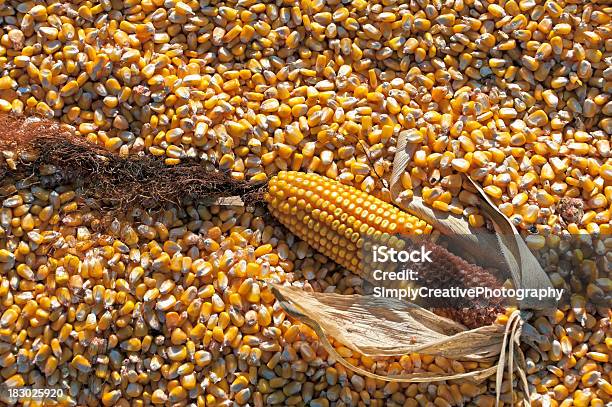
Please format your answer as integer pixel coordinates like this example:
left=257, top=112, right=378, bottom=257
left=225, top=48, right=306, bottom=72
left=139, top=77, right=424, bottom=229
left=266, top=171, right=505, bottom=328
left=266, top=171, right=433, bottom=275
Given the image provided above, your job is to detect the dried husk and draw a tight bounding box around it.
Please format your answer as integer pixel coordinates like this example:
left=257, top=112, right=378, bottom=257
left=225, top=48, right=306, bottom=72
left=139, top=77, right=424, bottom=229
left=272, top=285, right=505, bottom=380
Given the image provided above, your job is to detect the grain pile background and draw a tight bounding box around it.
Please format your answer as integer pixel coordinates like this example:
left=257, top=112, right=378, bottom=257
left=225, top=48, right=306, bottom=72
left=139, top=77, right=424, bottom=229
left=0, top=0, right=610, bottom=406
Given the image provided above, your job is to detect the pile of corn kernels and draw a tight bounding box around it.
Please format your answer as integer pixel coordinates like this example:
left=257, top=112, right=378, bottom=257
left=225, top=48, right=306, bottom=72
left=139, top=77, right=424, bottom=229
left=0, top=0, right=610, bottom=406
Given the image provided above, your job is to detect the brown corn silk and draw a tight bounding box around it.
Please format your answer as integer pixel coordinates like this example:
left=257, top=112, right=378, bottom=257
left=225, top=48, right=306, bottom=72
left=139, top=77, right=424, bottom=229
left=0, top=113, right=263, bottom=210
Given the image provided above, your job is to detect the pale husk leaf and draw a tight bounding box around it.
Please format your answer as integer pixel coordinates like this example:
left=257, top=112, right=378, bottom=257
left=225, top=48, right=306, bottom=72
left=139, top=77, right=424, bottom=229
left=272, top=284, right=504, bottom=383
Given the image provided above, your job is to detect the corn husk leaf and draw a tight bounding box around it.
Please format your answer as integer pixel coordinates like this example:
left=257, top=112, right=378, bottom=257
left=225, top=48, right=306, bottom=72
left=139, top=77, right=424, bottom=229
left=271, top=284, right=503, bottom=382
left=463, top=176, right=556, bottom=310
left=389, top=128, right=554, bottom=310
left=390, top=132, right=475, bottom=238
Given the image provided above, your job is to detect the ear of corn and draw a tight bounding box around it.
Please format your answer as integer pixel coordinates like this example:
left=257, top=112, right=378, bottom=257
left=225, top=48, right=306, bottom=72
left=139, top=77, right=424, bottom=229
left=266, top=171, right=505, bottom=328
